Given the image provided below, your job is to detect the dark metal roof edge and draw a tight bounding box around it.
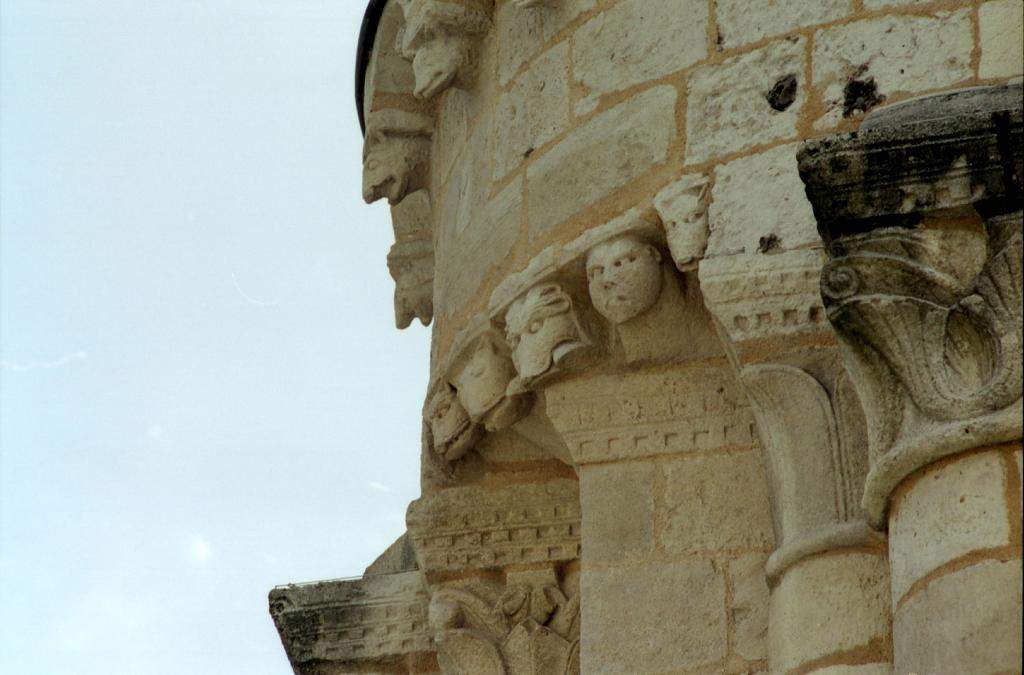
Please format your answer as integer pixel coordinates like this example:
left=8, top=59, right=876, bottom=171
left=355, top=0, right=390, bottom=135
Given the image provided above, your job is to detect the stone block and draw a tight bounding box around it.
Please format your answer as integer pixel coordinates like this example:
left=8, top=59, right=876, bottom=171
left=716, top=0, right=850, bottom=50
left=888, top=450, right=1011, bottom=603
left=894, top=559, right=1023, bottom=675
left=979, top=0, right=1024, bottom=79
left=811, top=10, right=973, bottom=128
left=527, top=85, right=676, bottom=239
left=706, top=143, right=818, bottom=257
left=863, top=0, right=933, bottom=7
left=769, top=552, right=891, bottom=674
left=730, top=553, right=769, bottom=661
left=494, top=41, right=571, bottom=181
left=685, top=37, right=806, bottom=164
left=581, top=559, right=726, bottom=673
left=572, top=0, right=707, bottom=110
left=497, top=0, right=596, bottom=87
left=579, top=461, right=655, bottom=562
left=662, top=450, right=774, bottom=553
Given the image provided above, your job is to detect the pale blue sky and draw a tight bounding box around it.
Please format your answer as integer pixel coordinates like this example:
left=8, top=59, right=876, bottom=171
left=0, top=2, right=427, bottom=673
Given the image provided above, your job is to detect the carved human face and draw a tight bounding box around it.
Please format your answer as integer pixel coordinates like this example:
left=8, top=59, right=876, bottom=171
left=505, top=283, right=587, bottom=385
left=412, top=38, right=464, bottom=100
left=453, top=338, right=515, bottom=420
left=426, top=385, right=480, bottom=462
left=586, top=235, right=663, bottom=324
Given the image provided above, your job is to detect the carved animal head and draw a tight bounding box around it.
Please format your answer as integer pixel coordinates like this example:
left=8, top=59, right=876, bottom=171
left=426, top=384, right=481, bottom=462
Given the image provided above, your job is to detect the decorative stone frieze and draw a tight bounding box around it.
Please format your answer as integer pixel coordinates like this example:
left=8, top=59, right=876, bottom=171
left=396, top=0, right=491, bottom=100
left=798, top=82, right=1024, bottom=527
left=269, top=571, right=434, bottom=673
left=406, top=479, right=580, bottom=574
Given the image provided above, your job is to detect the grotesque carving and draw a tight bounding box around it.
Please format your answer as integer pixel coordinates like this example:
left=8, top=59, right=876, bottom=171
left=426, top=383, right=482, bottom=463
left=585, top=233, right=664, bottom=324
left=654, top=174, right=711, bottom=271
left=451, top=332, right=533, bottom=431
left=396, top=0, right=490, bottom=100
left=362, top=110, right=433, bottom=205
left=504, top=283, right=590, bottom=391
left=388, top=239, right=434, bottom=328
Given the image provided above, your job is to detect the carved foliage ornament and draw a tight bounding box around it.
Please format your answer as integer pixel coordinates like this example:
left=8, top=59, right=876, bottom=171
left=428, top=569, right=580, bottom=675
left=798, top=83, right=1023, bottom=526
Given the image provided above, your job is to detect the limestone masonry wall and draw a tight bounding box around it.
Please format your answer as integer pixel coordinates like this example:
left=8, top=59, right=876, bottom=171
left=272, top=1, right=1024, bottom=673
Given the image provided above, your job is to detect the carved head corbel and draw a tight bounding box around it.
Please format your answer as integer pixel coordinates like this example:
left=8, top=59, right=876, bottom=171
left=396, top=0, right=490, bottom=100
left=388, top=239, right=434, bottom=328
left=654, top=174, right=711, bottom=271
left=362, top=110, right=433, bottom=205
left=504, top=282, right=591, bottom=392
left=585, top=233, right=664, bottom=325
left=425, top=383, right=483, bottom=463
left=451, top=332, right=534, bottom=431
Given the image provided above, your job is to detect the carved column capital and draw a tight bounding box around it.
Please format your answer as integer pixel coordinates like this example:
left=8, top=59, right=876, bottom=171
left=798, top=82, right=1023, bottom=527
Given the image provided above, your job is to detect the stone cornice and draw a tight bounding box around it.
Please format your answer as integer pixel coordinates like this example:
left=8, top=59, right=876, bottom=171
left=269, top=571, right=433, bottom=671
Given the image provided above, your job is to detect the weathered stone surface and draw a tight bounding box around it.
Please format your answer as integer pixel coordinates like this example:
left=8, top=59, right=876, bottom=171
left=769, top=552, right=892, bottom=674
left=545, top=363, right=756, bottom=464
left=493, top=41, right=570, bottom=181
left=707, top=143, right=818, bottom=256
left=654, top=173, right=710, bottom=270
left=894, top=559, right=1023, bottom=675
left=581, top=559, right=726, bottom=673
left=406, top=479, right=580, bottom=573
left=980, top=0, right=1024, bottom=79
left=572, top=0, right=707, bottom=111
left=269, top=572, right=433, bottom=670
left=889, top=451, right=1011, bottom=603
left=497, top=0, right=596, bottom=87
left=812, top=10, right=974, bottom=128
left=716, top=0, right=849, bottom=50
left=662, top=450, right=774, bottom=553
left=579, top=461, right=654, bottom=562
left=730, top=553, right=769, bottom=662
left=685, top=38, right=805, bottom=163
left=527, top=85, right=676, bottom=239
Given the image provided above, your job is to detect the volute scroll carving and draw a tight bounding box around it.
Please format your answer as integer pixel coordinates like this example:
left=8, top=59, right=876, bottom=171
left=798, top=82, right=1023, bottom=528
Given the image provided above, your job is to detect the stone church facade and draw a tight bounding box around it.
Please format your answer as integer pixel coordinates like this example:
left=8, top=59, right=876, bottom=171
left=270, top=1, right=1024, bottom=673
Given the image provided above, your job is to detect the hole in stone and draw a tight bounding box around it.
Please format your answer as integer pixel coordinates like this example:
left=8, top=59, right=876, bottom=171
left=766, top=74, right=798, bottom=112
left=758, top=233, right=781, bottom=253
left=843, top=72, right=886, bottom=117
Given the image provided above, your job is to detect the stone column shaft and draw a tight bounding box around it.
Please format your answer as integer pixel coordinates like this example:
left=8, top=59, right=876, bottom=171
left=799, top=83, right=1024, bottom=675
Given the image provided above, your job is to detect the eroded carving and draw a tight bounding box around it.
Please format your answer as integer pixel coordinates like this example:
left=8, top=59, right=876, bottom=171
left=426, top=383, right=483, bottom=464
left=269, top=572, right=433, bottom=669
left=451, top=331, right=533, bottom=432
left=798, top=83, right=1023, bottom=526
left=585, top=234, right=663, bottom=325
left=654, top=174, right=711, bottom=271
left=362, top=109, right=433, bottom=205
left=389, top=239, right=435, bottom=328
left=397, top=0, right=491, bottom=100
left=505, top=283, right=591, bottom=392
left=428, top=568, right=580, bottom=675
